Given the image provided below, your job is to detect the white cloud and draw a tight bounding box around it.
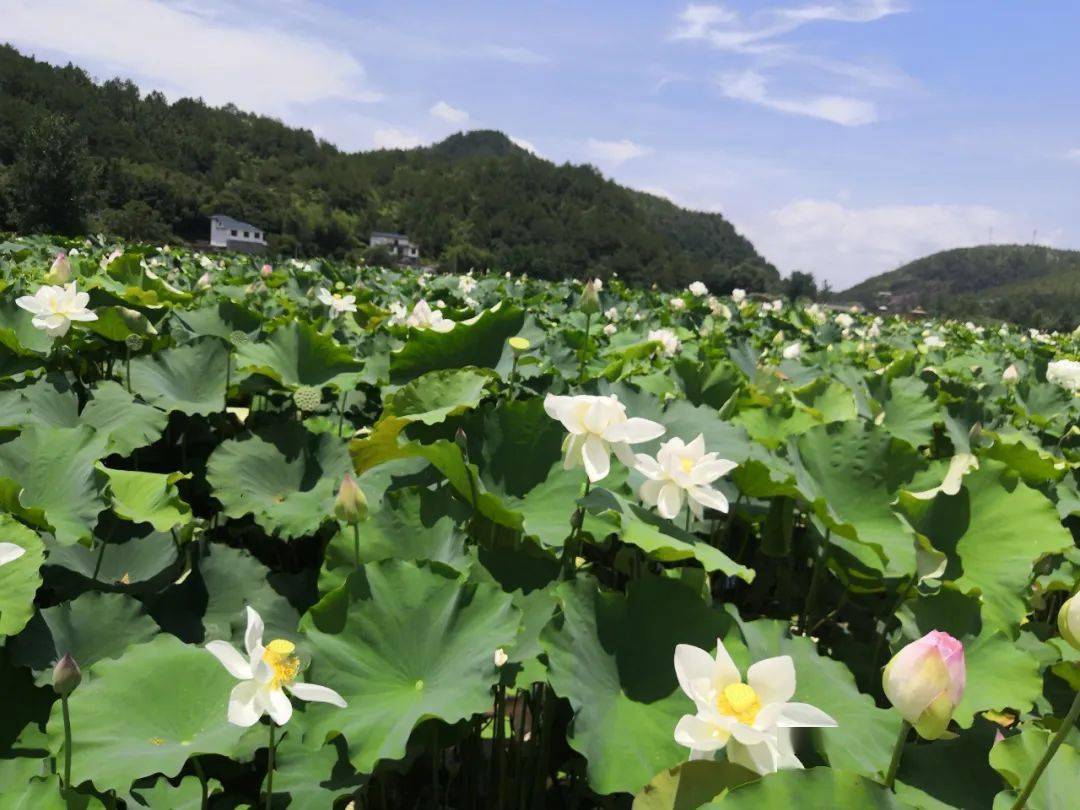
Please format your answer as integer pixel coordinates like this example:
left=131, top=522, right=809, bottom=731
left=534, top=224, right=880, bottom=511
left=2, top=0, right=380, bottom=116
left=510, top=136, right=541, bottom=156
left=741, top=198, right=1042, bottom=289
left=717, top=70, right=877, bottom=125
left=373, top=128, right=425, bottom=150
left=587, top=138, right=651, bottom=164
left=430, top=101, right=470, bottom=124
left=1066, top=148, right=1080, bottom=164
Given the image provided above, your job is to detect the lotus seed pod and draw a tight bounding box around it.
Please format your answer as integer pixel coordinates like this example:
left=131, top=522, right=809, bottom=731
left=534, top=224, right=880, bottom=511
left=229, top=330, right=249, bottom=346
left=1058, top=592, right=1080, bottom=651
left=124, top=334, right=144, bottom=352
left=292, top=386, right=322, bottom=412
left=52, top=654, right=81, bottom=696
left=508, top=336, right=531, bottom=353
left=334, top=474, right=368, bottom=525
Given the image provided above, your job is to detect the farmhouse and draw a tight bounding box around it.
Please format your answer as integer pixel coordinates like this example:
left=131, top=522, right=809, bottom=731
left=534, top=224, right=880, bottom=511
left=210, top=215, right=268, bottom=253
left=370, top=231, right=420, bottom=264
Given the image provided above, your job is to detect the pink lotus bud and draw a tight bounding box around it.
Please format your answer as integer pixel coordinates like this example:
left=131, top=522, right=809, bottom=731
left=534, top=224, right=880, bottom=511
left=196, top=272, right=212, bottom=289
left=883, top=630, right=965, bottom=740
left=52, top=654, right=82, bottom=696
left=334, top=474, right=368, bottom=525
left=45, top=251, right=71, bottom=284
left=261, top=264, right=273, bottom=277
left=1059, top=592, right=1080, bottom=651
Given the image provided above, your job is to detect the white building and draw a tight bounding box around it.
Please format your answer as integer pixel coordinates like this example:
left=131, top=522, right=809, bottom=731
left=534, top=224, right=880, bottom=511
left=370, top=231, right=420, bottom=263
left=210, top=215, right=268, bottom=253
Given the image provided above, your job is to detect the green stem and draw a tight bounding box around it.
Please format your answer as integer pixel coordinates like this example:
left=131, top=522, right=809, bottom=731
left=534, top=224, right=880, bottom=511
left=353, top=522, right=361, bottom=567
left=61, top=694, right=72, bottom=795
left=192, top=757, right=209, bottom=810
left=124, top=345, right=132, bottom=394
left=883, top=720, right=910, bottom=790
left=224, top=346, right=232, bottom=411
left=92, top=539, right=108, bottom=582
left=577, top=312, right=592, bottom=384
left=1010, top=690, right=1080, bottom=809
left=265, top=722, right=276, bottom=810
left=800, top=529, right=830, bottom=633
left=337, top=389, right=347, bottom=437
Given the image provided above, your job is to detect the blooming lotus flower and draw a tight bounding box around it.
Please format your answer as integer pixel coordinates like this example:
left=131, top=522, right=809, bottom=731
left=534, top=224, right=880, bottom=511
left=603, top=323, right=617, bottom=336
left=544, top=393, right=664, bottom=482
left=45, top=252, right=71, bottom=284
left=835, top=313, right=854, bottom=329
left=1058, top=592, right=1080, bottom=651
left=673, top=638, right=837, bottom=774
left=922, top=335, right=945, bottom=350
left=1046, top=359, right=1080, bottom=392
left=16, top=282, right=97, bottom=337
left=782, top=342, right=802, bottom=360
left=648, top=328, right=681, bottom=358
left=206, top=607, right=346, bottom=726
left=458, top=274, right=477, bottom=295
left=406, top=300, right=455, bottom=332
left=688, top=281, right=708, bottom=297
left=604, top=306, right=619, bottom=322
left=316, top=288, right=357, bottom=317
left=731, top=288, right=746, bottom=304
left=635, top=435, right=737, bottom=519
left=669, top=297, right=686, bottom=311
left=883, top=631, right=965, bottom=740
left=0, top=542, right=26, bottom=566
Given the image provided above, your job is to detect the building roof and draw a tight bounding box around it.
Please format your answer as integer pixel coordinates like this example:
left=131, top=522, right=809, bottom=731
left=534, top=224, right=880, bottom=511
left=370, top=231, right=413, bottom=241
left=212, top=214, right=262, bottom=231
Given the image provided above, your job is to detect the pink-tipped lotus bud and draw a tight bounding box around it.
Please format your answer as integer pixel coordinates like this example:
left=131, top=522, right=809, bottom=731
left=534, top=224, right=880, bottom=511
left=334, top=474, right=368, bottom=525
left=883, top=630, right=965, bottom=740
left=261, top=264, right=273, bottom=277
left=52, top=654, right=82, bottom=696
left=1059, top=592, right=1080, bottom=651
left=45, top=252, right=72, bottom=284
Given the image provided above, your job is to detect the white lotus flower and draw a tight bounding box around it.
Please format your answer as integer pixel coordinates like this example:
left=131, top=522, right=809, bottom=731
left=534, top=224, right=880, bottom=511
left=1046, top=359, right=1080, bottom=392
left=688, top=281, right=708, bottom=297
left=635, top=435, right=737, bottom=519
left=835, top=313, right=854, bottom=329
left=0, top=542, right=26, bottom=566
left=406, top=300, right=455, bottom=333
left=15, top=282, right=97, bottom=337
left=458, top=274, right=477, bottom=295
left=731, top=288, right=746, bottom=304
left=543, top=393, right=664, bottom=482
left=670, top=297, right=686, bottom=311
left=922, top=335, right=945, bottom=350
left=316, top=288, right=357, bottom=317
left=673, top=638, right=837, bottom=774
left=604, top=307, right=619, bottom=322
left=206, top=607, right=346, bottom=727
left=782, top=342, right=802, bottom=360
left=603, top=323, right=617, bottom=336
left=648, top=328, right=681, bottom=358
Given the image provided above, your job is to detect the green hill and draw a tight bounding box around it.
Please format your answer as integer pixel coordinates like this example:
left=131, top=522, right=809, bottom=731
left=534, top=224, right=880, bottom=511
left=0, top=45, right=776, bottom=291
left=840, top=244, right=1080, bottom=330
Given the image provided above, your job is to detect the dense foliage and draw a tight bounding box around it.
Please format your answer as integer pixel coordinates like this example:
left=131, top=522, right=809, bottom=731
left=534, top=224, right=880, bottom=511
left=0, top=47, right=776, bottom=292
left=0, top=235, right=1078, bottom=809
left=841, top=245, right=1080, bottom=331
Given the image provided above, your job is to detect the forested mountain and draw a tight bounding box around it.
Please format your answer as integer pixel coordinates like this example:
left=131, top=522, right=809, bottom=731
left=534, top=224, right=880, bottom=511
left=840, top=244, right=1080, bottom=330
left=0, top=45, right=777, bottom=290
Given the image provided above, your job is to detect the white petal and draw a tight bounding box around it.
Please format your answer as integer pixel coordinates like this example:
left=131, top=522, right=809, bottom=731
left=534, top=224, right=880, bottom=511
left=288, top=681, right=347, bottom=708
left=639, top=478, right=664, bottom=508
left=711, top=639, right=743, bottom=689
left=674, top=644, right=716, bottom=701
left=776, top=702, right=837, bottom=728
left=689, top=485, right=729, bottom=515
left=748, top=656, right=796, bottom=706
left=205, top=641, right=254, bottom=680
left=690, top=459, right=738, bottom=485
left=609, top=417, right=665, bottom=444
left=633, top=453, right=662, bottom=479
left=581, top=434, right=610, bottom=482
left=0, top=542, right=25, bottom=566
left=726, top=738, right=782, bottom=775
left=674, top=714, right=729, bottom=752
left=244, top=606, right=265, bottom=658
left=266, top=687, right=293, bottom=725
left=685, top=434, right=706, bottom=458
left=227, top=680, right=263, bottom=727
left=15, top=296, right=43, bottom=314
left=562, top=433, right=585, bottom=471
left=656, top=482, right=683, bottom=519
left=611, top=440, right=638, bottom=468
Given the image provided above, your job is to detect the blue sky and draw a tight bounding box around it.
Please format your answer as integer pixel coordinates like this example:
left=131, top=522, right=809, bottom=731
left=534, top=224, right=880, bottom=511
left=5, top=0, right=1079, bottom=287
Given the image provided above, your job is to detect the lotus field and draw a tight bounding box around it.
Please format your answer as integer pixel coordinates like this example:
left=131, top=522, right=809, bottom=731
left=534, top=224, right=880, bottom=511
left=2, top=236, right=1080, bottom=810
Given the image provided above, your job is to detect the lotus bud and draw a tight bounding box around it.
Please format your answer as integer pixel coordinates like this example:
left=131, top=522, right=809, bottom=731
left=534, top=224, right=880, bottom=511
left=1058, top=592, right=1080, bottom=651
left=493, top=648, right=509, bottom=667
left=196, top=271, right=212, bottom=290
left=570, top=507, right=585, bottom=532
left=883, top=630, right=965, bottom=740
left=579, top=279, right=601, bottom=315
left=261, top=264, right=273, bottom=277
left=455, top=427, right=469, bottom=454
left=45, top=252, right=72, bottom=284
left=1002, top=364, right=1019, bottom=384
left=334, top=474, right=368, bottom=525
left=52, top=654, right=82, bottom=696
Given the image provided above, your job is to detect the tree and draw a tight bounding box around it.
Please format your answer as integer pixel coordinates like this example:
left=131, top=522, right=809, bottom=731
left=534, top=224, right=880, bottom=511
left=784, top=270, right=818, bottom=301
left=9, top=112, right=95, bottom=234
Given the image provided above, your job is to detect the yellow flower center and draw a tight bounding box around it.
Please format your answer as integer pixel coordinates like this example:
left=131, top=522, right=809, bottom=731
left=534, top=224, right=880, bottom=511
left=716, top=682, right=761, bottom=725
left=262, top=639, right=300, bottom=690
left=680, top=457, right=695, bottom=474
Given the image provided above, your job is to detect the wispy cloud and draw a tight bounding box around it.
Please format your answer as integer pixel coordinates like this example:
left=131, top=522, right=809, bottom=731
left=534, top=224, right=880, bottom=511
left=1066, top=148, right=1080, bottom=164
left=430, top=101, right=470, bottom=124
left=510, top=136, right=541, bottom=156
left=587, top=138, right=652, bottom=164
left=717, top=70, right=877, bottom=125
left=373, top=127, right=425, bottom=150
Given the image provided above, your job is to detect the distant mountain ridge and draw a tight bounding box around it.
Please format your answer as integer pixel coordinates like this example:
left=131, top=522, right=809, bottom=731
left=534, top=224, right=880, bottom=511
left=0, top=45, right=777, bottom=291
left=840, top=244, right=1080, bottom=329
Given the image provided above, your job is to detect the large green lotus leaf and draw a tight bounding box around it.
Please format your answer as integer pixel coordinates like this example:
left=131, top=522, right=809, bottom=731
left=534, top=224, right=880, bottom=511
left=703, top=768, right=910, bottom=808
left=0, top=300, right=54, bottom=356
left=45, top=634, right=249, bottom=793
left=879, top=376, right=940, bottom=449
left=383, top=367, right=491, bottom=425
left=727, top=614, right=902, bottom=780
left=100, top=467, right=191, bottom=532
left=103, top=252, right=192, bottom=305
left=172, top=300, right=263, bottom=341
left=896, top=587, right=1044, bottom=727
left=207, top=422, right=352, bottom=539
left=1014, top=382, right=1073, bottom=430
left=0, top=516, right=44, bottom=636
left=84, top=305, right=158, bottom=342
left=792, top=421, right=925, bottom=578
left=990, top=728, right=1080, bottom=810
left=43, top=527, right=179, bottom=594
left=0, top=775, right=68, bottom=809
left=655, top=399, right=756, bottom=464
left=129, top=339, right=228, bottom=415
left=540, top=574, right=739, bottom=796
left=983, top=429, right=1069, bottom=485
left=389, top=303, right=524, bottom=383
left=0, top=374, right=77, bottom=429
left=234, top=321, right=361, bottom=389
left=270, top=734, right=364, bottom=810
left=895, top=461, right=1074, bottom=634
left=507, top=463, right=591, bottom=548
left=0, top=425, right=109, bottom=545
left=80, top=381, right=167, bottom=456
left=10, top=592, right=159, bottom=685
left=632, top=760, right=757, bottom=810
left=732, top=378, right=856, bottom=450
left=129, top=775, right=221, bottom=810
left=480, top=397, right=565, bottom=495
left=582, top=488, right=754, bottom=582
left=302, top=559, right=520, bottom=774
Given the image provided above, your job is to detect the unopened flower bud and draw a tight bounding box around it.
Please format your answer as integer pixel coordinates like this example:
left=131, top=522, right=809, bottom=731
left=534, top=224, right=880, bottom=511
left=579, top=279, right=601, bottom=315
left=1058, top=592, right=1080, bottom=651
left=1002, top=364, right=1019, bottom=384
left=45, top=252, right=72, bottom=284
left=493, top=648, right=509, bottom=667
left=455, top=428, right=468, bottom=453
left=883, top=631, right=965, bottom=740
left=334, top=474, right=368, bottom=525
left=52, top=654, right=82, bottom=696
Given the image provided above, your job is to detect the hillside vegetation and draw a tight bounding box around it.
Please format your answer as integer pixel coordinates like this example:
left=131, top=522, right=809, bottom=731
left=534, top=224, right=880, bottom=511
left=841, top=244, right=1080, bottom=330
left=0, top=45, right=776, bottom=291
